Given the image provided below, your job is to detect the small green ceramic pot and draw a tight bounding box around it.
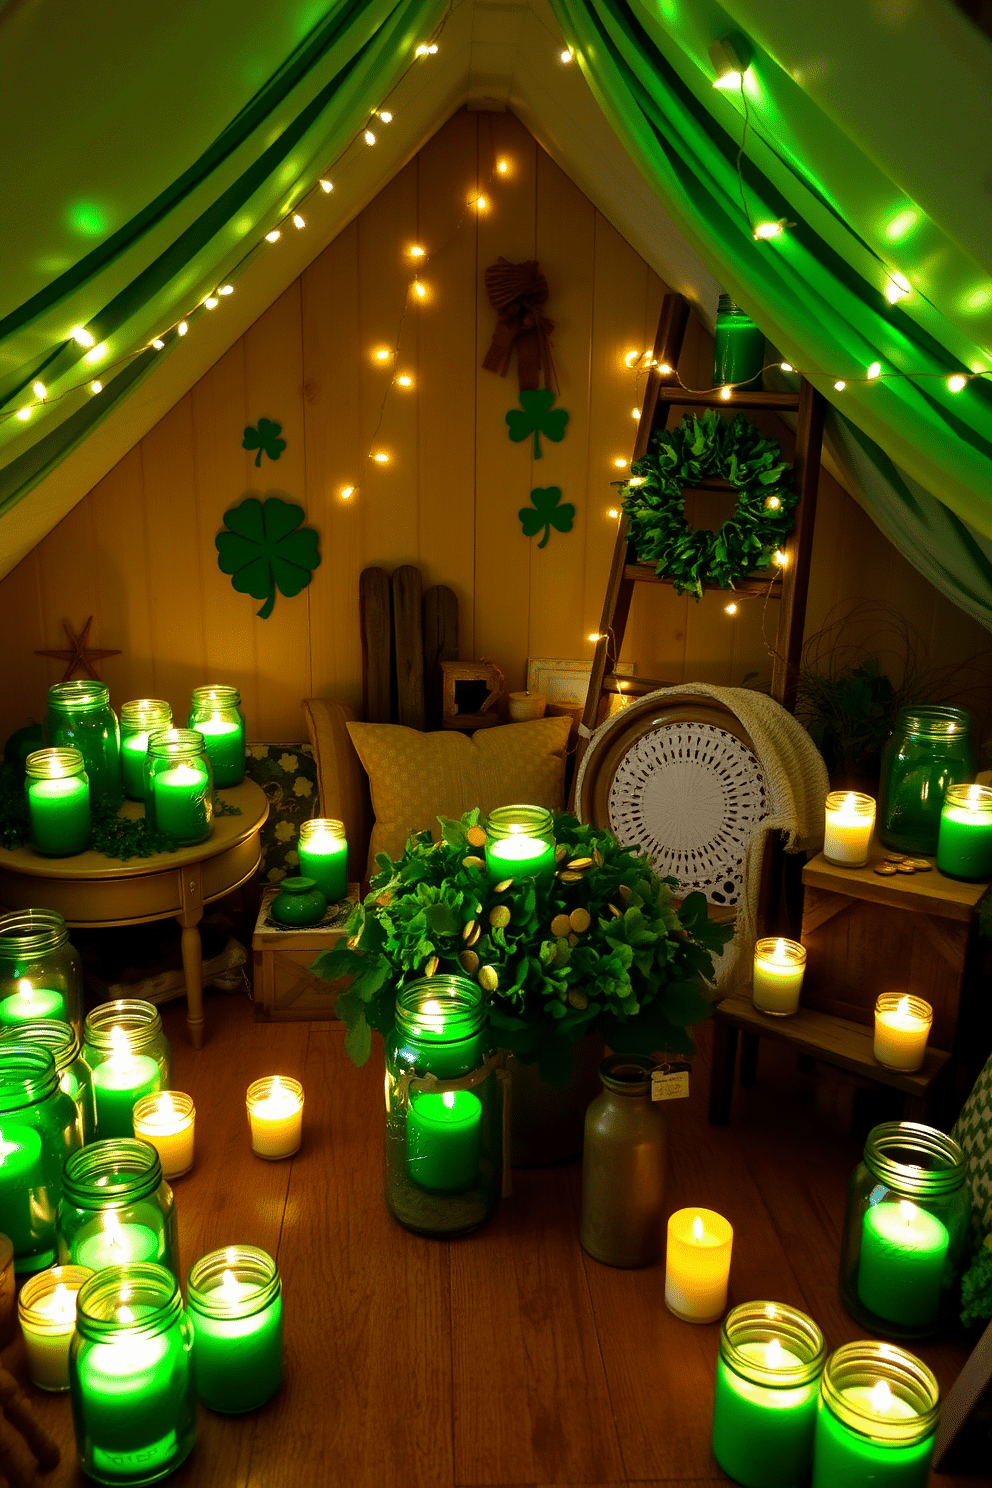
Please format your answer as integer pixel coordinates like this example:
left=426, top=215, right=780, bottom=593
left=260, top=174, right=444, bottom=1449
left=270, top=878, right=327, bottom=928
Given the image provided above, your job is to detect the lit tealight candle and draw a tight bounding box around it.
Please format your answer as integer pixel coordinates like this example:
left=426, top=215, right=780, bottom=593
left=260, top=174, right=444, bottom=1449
left=752, top=938, right=806, bottom=1016
left=298, top=818, right=349, bottom=903
left=812, top=1342, right=939, bottom=1488
left=132, top=1091, right=196, bottom=1179
left=18, top=1265, right=92, bottom=1390
left=873, top=994, right=932, bottom=1073
left=90, top=1025, right=163, bottom=1139
left=665, top=1208, right=734, bottom=1323
left=246, top=1076, right=303, bottom=1160
left=823, top=791, right=875, bottom=867
left=937, top=783, right=992, bottom=881
left=0, top=977, right=67, bottom=1029
left=857, top=1197, right=949, bottom=1331
left=73, top=1211, right=162, bottom=1273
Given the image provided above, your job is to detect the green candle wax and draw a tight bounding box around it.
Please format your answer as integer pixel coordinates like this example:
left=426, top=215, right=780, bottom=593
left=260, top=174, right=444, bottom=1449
left=27, top=774, right=90, bottom=855
left=120, top=735, right=152, bottom=801
left=713, top=317, right=766, bottom=389
left=192, top=718, right=244, bottom=787
left=73, top=1219, right=163, bottom=1272
left=857, top=1201, right=948, bottom=1329
left=298, top=837, right=348, bottom=902
left=712, top=1346, right=818, bottom=1488
left=0, top=984, right=66, bottom=1028
left=812, top=1392, right=934, bottom=1488
left=71, top=1315, right=194, bottom=1483
left=937, top=803, right=992, bottom=881
left=191, top=1286, right=283, bottom=1413
left=149, top=761, right=211, bottom=844
left=91, top=1054, right=162, bottom=1140
left=406, top=1089, right=482, bottom=1192
left=0, top=1123, right=46, bottom=1259
left=486, top=835, right=556, bottom=884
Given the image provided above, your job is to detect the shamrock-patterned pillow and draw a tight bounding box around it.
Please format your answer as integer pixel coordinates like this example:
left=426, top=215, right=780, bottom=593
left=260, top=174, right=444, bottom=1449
left=954, top=1048, right=992, bottom=1241
left=244, top=744, right=319, bottom=883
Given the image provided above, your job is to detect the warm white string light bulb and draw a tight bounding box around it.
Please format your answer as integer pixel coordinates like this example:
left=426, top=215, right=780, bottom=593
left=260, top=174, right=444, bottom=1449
left=265, top=229, right=281, bottom=243
left=373, top=451, right=389, bottom=464
left=834, top=379, right=846, bottom=391
left=90, top=380, right=102, bottom=394
left=378, top=110, right=393, bottom=124
left=885, top=272, right=911, bottom=304
left=720, top=385, right=732, bottom=400
left=292, top=213, right=306, bottom=230
left=613, top=457, right=627, bottom=468
left=560, top=48, right=574, bottom=63
left=340, top=485, right=355, bottom=499
left=320, top=179, right=333, bottom=194
left=204, top=295, right=219, bottom=309
left=725, top=602, right=739, bottom=615
left=16, top=407, right=31, bottom=421
left=177, top=321, right=188, bottom=338
left=364, top=129, right=376, bottom=146
left=218, top=284, right=234, bottom=296
left=948, top=374, right=967, bottom=393
left=71, top=326, right=95, bottom=348
left=396, top=374, right=413, bottom=388
left=753, top=219, right=785, bottom=241
left=32, top=381, right=47, bottom=400
left=867, top=362, right=881, bottom=379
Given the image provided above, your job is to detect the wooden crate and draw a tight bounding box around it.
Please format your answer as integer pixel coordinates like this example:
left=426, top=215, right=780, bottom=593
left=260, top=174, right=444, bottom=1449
left=251, top=885, right=358, bottom=1021
left=801, top=837, right=989, bottom=1053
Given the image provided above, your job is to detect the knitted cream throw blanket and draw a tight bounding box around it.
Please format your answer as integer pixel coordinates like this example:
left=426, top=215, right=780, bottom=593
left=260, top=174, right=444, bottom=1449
left=583, top=683, right=829, bottom=995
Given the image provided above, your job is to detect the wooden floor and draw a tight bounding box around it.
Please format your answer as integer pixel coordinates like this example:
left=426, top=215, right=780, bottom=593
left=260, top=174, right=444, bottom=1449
left=4, top=991, right=979, bottom=1488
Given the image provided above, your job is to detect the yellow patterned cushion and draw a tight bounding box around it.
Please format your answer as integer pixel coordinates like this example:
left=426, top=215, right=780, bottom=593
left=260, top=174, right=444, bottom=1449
left=346, top=717, right=572, bottom=873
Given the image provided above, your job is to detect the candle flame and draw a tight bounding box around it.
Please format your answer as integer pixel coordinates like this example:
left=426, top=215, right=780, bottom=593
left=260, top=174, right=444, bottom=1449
left=225, top=1246, right=238, bottom=1265
left=766, top=1338, right=784, bottom=1368
left=171, top=763, right=202, bottom=785
left=692, top=1215, right=704, bottom=1242
left=896, top=995, right=910, bottom=1019
left=871, top=1379, right=894, bottom=1414
left=109, top=1025, right=130, bottom=1058
left=157, top=1092, right=175, bottom=1117
left=271, top=1076, right=282, bottom=1095
left=220, top=1268, right=239, bottom=1298
left=443, top=1091, right=456, bottom=1109
left=51, top=1283, right=76, bottom=1323
left=765, top=1304, right=777, bottom=1319
left=774, top=938, right=787, bottom=958
left=844, top=792, right=856, bottom=810
left=117, top=1304, right=136, bottom=1324
left=899, top=1199, right=918, bottom=1224
left=968, top=783, right=983, bottom=806
left=422, top=1000, right=442, bottom=1016
left=104, top=1213, right=127, bottom=1253
left=17, top=978, right=33, bottom=1003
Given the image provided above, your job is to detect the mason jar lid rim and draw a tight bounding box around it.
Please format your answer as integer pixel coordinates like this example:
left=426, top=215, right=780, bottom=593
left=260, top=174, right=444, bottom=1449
left=396, top=975, right=484, bottom=1036
left=187, top=1245, right=280, bottom=1317
left=63, top=1137, right=163, bottom=1204
left=76, top=1262, right=180, bottom=1338
left=25, top=747, right=86, bottom=777
left=820, top=1341, right=940, bottom=1440
left=0, top=1042, right=59, bottom=1109
left=146, top=727, right=208, bottom=756
left=0, top=908, right=70, bottom=956
left=864, top=1120, right=965, bottom=1190
left=720, top=1301, right=825, bottom=1384
left=0, top=1018, right=80, bottom=1067
left=48, top=680, right=111, bottom=702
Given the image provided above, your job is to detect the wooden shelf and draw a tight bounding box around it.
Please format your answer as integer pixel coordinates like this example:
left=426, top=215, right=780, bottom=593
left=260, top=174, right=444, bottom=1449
left=654, top=384, right=802, bottom=412
left=802, top=838, right=989, bottom=924
left=624, top=562, right=783, bottom=597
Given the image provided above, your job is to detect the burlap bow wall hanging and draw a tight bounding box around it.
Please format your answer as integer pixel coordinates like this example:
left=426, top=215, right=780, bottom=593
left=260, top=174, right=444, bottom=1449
left=482, top=257, right=574, bottom=544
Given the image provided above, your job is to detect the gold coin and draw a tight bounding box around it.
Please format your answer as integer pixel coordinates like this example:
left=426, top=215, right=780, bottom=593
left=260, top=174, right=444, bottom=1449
left=462, top=855, right=485, bottom=870
left=489, top=905, right=511, bottom=929
left=884, top=854, right=906, bottom=864
left=559, top=871, right=583, bottom=883
left=609, top=903, right=622, bottom=917
left=466, top=825, right=488, bottom=847
left=896, top=862, right=917, bottom=874
left=907, top=858, right=932, bottom=871
left=569, top=908, right=591, bottom=934
left=619, top=884, right=634, bottom=903
left=593, top=848, right=604, bottom=867
left=874, top=864, right=898, bottom=876
left=466, top=923, right=481, bottom=947
left=551, top=913, right=572, bottom=938
left=495, top=878, right=514, bottom=893
left=568, top=933, right=579, bottom=947
left=567, top=988, right=589, bottom=1010
left=567, top=857, right=593, bottom=870
left=424, top=955, right=439, bottom=977
left=461, top=919, right=477, bottom=940
left=459, top=949, right=480, bottom=974
left=555, top=845, right=568, bottom=863
left=478, top=965, right=498, bottom=993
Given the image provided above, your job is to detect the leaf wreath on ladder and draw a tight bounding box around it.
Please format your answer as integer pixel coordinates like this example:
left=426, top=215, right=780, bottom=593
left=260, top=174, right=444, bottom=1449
left=620, top=410, right=797, bottom=599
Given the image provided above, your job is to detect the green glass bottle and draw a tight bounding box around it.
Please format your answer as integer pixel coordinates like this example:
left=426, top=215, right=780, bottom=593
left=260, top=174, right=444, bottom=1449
left=878, top=706, right=975, bottom=855
left=713, top=294, right=766, bottom=390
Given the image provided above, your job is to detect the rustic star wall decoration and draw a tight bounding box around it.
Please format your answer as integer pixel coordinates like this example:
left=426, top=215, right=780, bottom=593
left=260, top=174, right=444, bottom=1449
left=35, top=618, right=121, bottom=681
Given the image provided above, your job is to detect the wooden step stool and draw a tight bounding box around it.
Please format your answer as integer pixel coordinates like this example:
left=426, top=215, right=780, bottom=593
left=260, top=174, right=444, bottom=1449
left=709, top=835, right=989, bottom=1124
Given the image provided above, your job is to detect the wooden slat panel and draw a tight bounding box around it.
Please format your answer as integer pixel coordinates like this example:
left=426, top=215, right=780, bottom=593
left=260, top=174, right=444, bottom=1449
left=392, top=563, right=425, bottom=728
left=359, top=566, right=392, bottom=722
left=423, top=583, right=458, bottom=729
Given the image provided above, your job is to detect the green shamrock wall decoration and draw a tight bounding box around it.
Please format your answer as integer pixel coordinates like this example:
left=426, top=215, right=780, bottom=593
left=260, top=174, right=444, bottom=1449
left=242, top=418, right=286, bottom=467
left=505, top=388, right=569, bottom=458
left=215, top=496, right=320, bottom=618
left=519, top=486, right=575, bottom=547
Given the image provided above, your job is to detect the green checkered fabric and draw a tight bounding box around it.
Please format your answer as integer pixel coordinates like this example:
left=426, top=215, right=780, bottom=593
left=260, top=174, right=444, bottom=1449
left=954, top=1052, right=992, bottom=1240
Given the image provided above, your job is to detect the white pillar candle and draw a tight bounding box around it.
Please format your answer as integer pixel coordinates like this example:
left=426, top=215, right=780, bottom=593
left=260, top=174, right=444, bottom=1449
left=246, top=1076, right=303, bottom=1160
left=507, top=691, right=547, bottom=721
left=132, top=1091, right=196, bottom=1178
left=823, top=791, right=875, bottom=867
left=665, top=1208, right=734, bottom=1323
left=873, top=994, right=932, bottom=1072
left=752, top=937, right=807, bottom=1016
left=18, top=1265, right=93, bottom=1390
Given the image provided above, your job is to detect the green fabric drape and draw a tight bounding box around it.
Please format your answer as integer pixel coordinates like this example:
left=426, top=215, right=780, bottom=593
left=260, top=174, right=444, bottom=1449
left=549, top=0, right=992, bottom=543
left=0, top=0, right=444, bottom=519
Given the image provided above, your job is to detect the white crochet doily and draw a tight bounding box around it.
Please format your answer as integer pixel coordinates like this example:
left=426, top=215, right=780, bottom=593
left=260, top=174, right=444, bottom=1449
left=606, top=721, right=768, bottom=905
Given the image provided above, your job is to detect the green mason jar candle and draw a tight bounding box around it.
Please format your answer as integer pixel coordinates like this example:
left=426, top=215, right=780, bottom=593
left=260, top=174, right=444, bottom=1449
left=119, top=701, right=172, bottom=802
left=187, top=1245, right=283, bottom=1413
left=45, top=680, right=122, bottom=809
left=69, top=1263, right=196, bottom=1485
left=0, top=908, right=84, bottom=1038
left=484, top=804, right=556, bottom=885
left=188, top=684, right=246, bottom=788
left=713, top=293, right=766, bottom=391
left=0, top=1043, right=81, bottom=1273
left=58, top=1138, right=179, bottom=1278
left=812, top=1341, right=939, bottom=1488
left=936, top=782, right=992, bottom=881
left=298, top=818, right=349, bottom=902
left=384, top=976, right=503, bottom=1238
left=711, top=1301, right=825, bottom=1488
left=25, top=747, right=91, bottom=855
left=878, top=706, right=975, bottom=855
left=579, top=1054, right=667, bottom=1267
left=0, top=1018, right=93, bottom=1144
left=839, top=1121, right=970, bottom=1340
left=82, top=999, right=171, bottom=1141
left=143, top=729, right=213, bottom=846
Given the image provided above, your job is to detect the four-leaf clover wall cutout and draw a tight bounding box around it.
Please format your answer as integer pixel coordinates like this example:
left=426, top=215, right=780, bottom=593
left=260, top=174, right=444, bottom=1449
left=242, top=418, right=286, bottom=467
left=216, top=497, right=320, bottom=619
left=519, top=487, right=575, bottom=547
left=506, top=389, right=569, bottom=458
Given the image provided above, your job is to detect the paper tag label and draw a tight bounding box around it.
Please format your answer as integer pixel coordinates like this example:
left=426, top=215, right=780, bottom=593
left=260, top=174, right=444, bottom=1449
left=652, top=1069, right=690, bottom=1101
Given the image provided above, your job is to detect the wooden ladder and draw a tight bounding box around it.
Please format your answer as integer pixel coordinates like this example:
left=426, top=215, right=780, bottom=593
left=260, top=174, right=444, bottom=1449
left=575, top=292, right=825, bottom=772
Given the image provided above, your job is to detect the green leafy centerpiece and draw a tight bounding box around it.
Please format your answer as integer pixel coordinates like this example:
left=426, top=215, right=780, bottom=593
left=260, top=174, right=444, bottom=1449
left=314, top=810, right=732, bottom=1082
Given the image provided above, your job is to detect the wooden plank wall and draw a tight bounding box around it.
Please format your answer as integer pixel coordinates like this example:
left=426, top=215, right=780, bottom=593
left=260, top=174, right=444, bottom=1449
left=1, top=109, right=989, bottom=744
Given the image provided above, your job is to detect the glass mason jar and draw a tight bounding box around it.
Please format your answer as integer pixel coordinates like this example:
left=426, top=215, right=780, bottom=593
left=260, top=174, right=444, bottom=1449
left=45, top=680, right=122, bottom=810
left=484, top=804, right=556, bottom=885
left=0, top=1018, right=93, bottom=1144
left=384, top=976, right=503, bottom=1238
left=713, top=293, right=766, bottom=391
left=0, top=1044, right=81, bottom=1272
left=579, top=1054, right=667, bottom=1267
left=298, top=818, right=349, bottom=902
left=812, top=1341, right=940, bottom=1488
left=58, top=1139, right=179, bottom=1277
left=143, top=729, right=213, bottom=847
left=0, top=908, right=85, bottom=1038
left=839, top=1121, right=970, bottom=1339
left=187, top=1245, right=283, bottom=1413
left=878, top=706, right=975, bottom=855
left=752, top=937, right=807, bottom=1016
left=24, top=747, right=91, bottom=856
left=712, top=1301, right=825, bottom=1488
left=187, top=684, right=246, bottom=788
left=18, top=1263, right=94, bottom=1392
left=83, top=1000, right=171, bottom=1141
left=937, top=782, right=992, bottom=881
left=69, top=1263, right=196, bottom=1486
left=119, top=701, right=172, bottom=802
